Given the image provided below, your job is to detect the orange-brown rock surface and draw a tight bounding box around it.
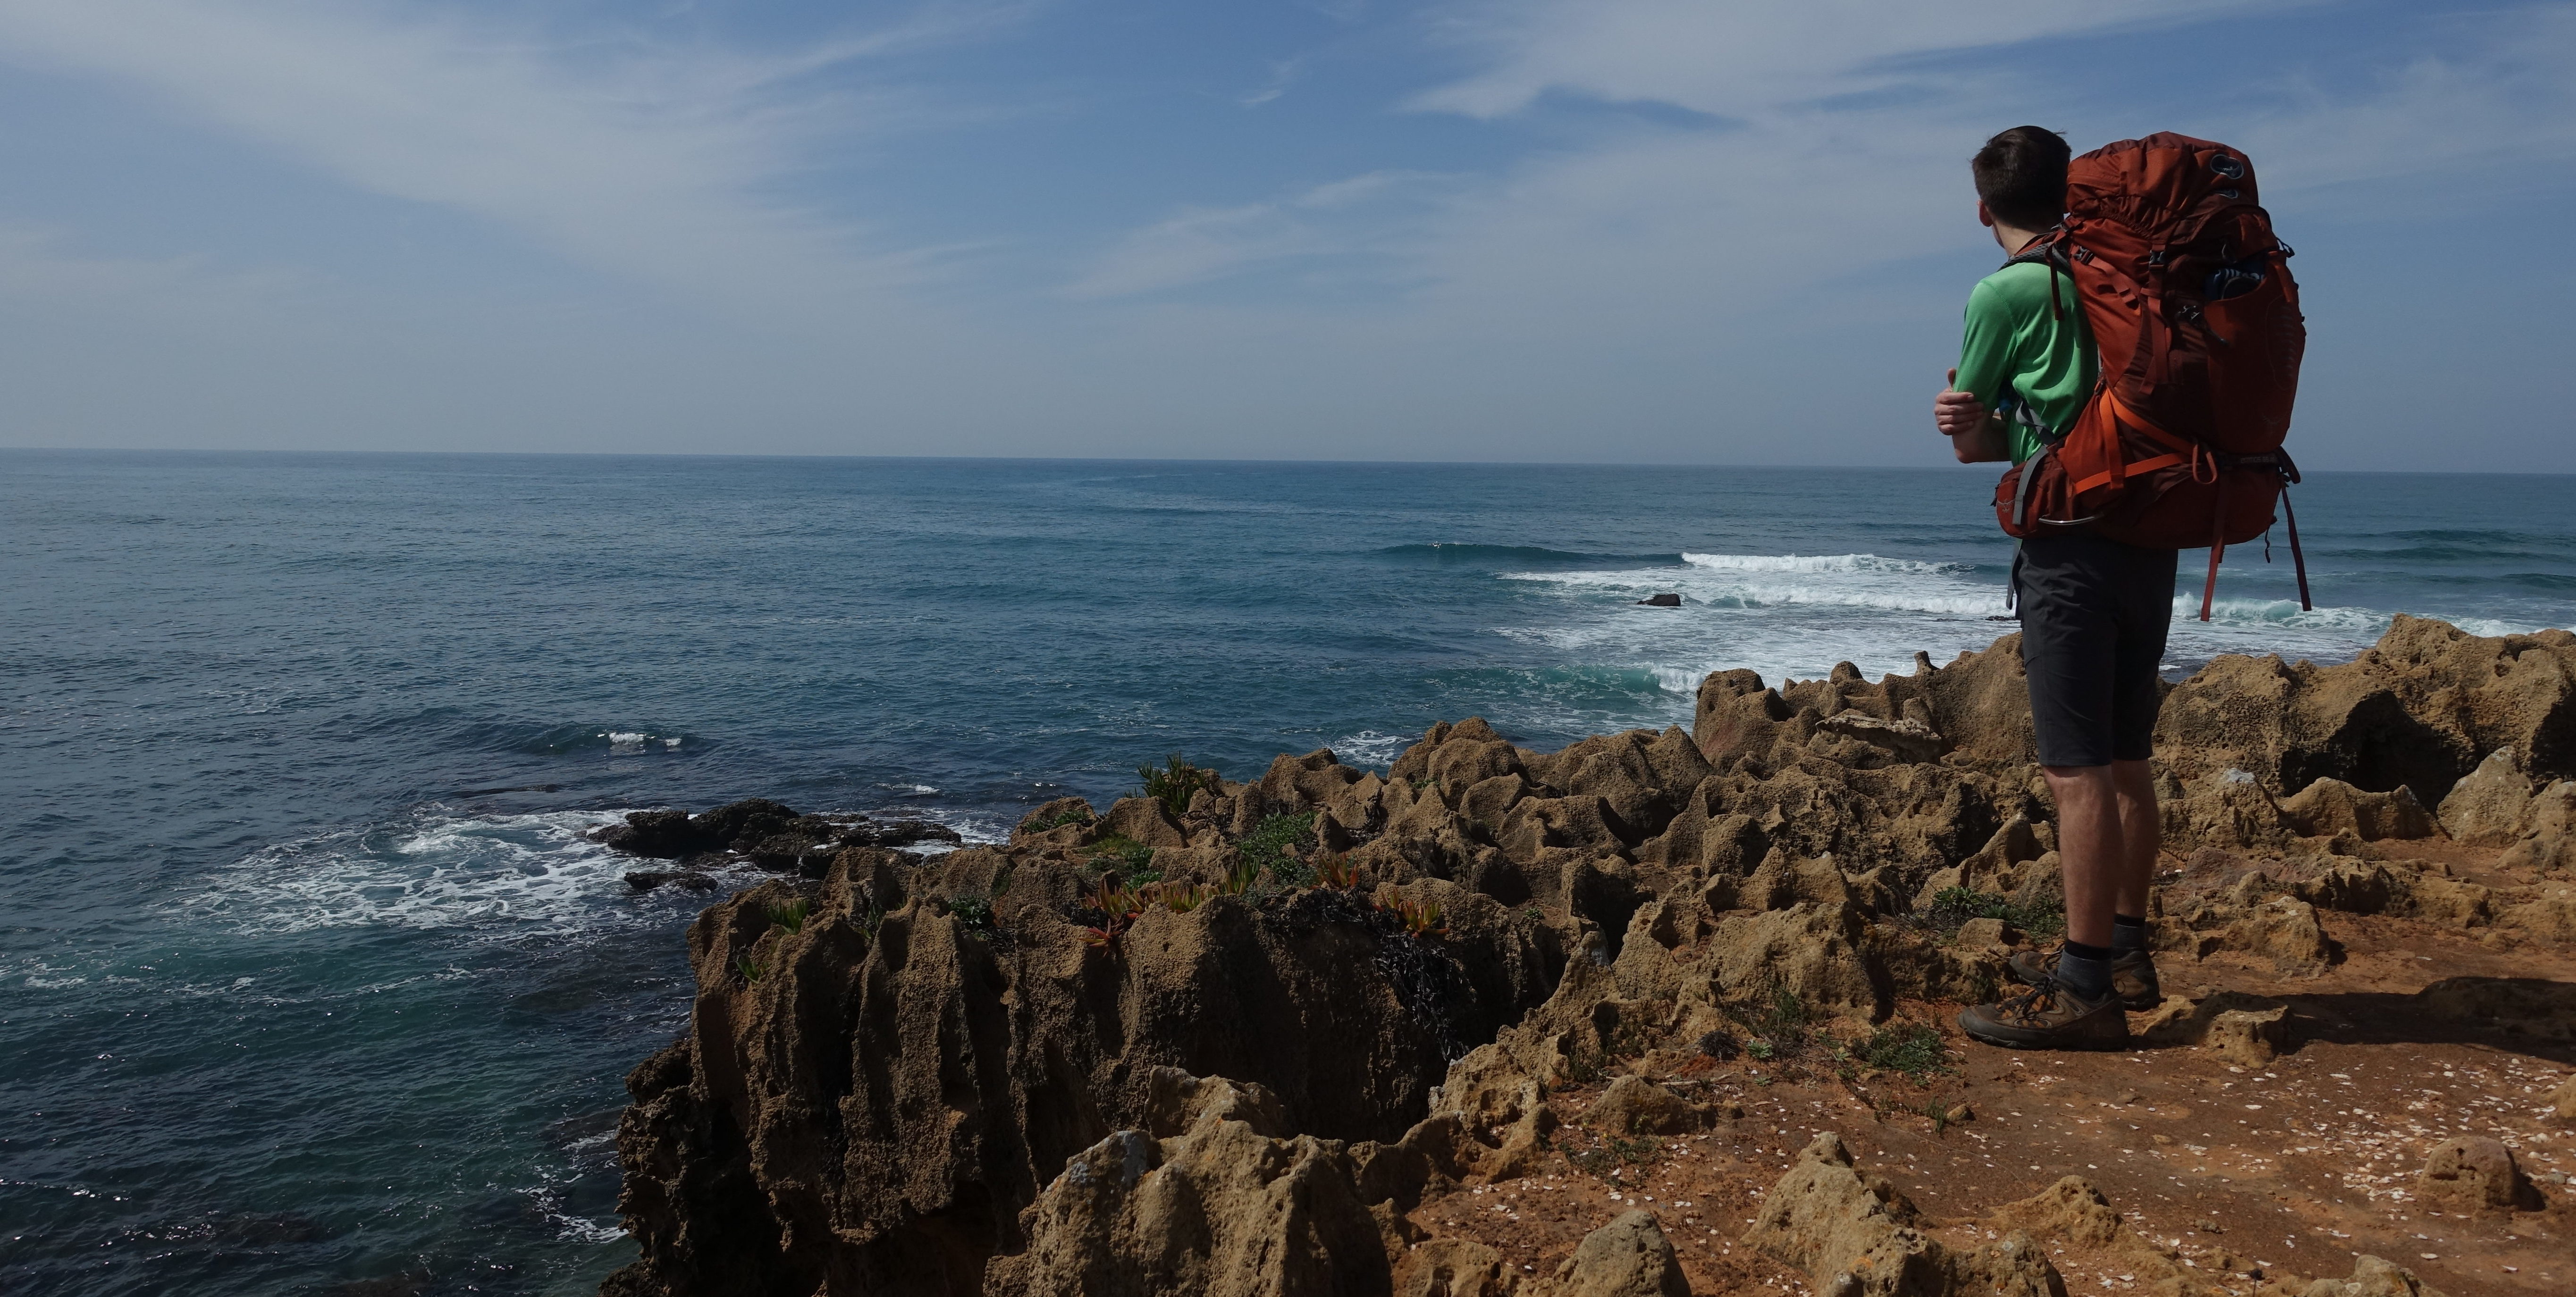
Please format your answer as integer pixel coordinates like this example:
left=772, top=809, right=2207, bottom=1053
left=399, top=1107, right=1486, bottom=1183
left=603, top=618, right=2576, bottom=1297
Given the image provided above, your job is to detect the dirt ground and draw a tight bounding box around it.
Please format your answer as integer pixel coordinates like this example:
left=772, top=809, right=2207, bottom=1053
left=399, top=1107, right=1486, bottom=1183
left=1404, top=842, right=2576, bottom=1296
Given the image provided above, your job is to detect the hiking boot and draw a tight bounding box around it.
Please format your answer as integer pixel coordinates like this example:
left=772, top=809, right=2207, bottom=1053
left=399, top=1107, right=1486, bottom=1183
left=1958, top=980, right=2132, bottom=1051
left=2008, top=946, right=2163, bottom=1011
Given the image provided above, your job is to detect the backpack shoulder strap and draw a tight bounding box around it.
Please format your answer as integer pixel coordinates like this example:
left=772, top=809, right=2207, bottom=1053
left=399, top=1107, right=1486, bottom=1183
left=1999, top=229, right=2076, bottom=323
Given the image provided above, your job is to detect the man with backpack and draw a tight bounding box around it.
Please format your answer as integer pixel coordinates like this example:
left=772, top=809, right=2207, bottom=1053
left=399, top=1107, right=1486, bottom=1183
left=1931, top=126, right=2307, bottom=1049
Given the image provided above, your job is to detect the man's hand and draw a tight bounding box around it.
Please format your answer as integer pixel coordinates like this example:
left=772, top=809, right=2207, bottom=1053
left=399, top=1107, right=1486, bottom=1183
left=1934, top=367, right=1988, bottom=436
left=1938, top=366, right=2011, bottom=463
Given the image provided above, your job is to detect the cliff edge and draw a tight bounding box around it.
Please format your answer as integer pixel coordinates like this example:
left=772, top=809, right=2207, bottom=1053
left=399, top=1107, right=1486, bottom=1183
left=603, top=614, right=2576, bottom=1297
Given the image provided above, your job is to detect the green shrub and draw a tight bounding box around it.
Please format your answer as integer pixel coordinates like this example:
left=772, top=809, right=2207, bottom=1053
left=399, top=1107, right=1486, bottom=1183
left=1760, top=987, right=1810, bottom=1044
left=1153, top=882, right=1214, bottom=912
left=766, top=898, right=810, bottom=934
left=736, top=954, right=766, bottom=983
left=1240, top=812, right=1317, bottom=887
left=1923, top=885, right=2065, bottom=937
left=1221, top=859, right=1260, bottom=896
left=1854, top=1021, right=1950, bottom=1079
left=1561, top=1047, right=1606, bottom=1085
left=1137, top=754, right=1220, bottom=818
left=1606, top=1136, right=1660, bottom=1164
left=1731, top=986, right=1810, bottom=1060
left=1027, top=803, right=1095, bottom=832
left=1088, top=834, right=1156, bottom=877
left=944, top=893, right=995, bottom=936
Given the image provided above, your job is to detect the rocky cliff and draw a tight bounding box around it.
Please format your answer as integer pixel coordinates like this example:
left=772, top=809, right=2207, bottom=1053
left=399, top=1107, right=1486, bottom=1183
left=601, top=615, right=2576, bottom=1297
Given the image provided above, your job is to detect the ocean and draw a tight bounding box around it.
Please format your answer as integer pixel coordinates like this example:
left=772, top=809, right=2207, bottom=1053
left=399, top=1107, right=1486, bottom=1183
left=4, top=451, right=2570, bottom=1296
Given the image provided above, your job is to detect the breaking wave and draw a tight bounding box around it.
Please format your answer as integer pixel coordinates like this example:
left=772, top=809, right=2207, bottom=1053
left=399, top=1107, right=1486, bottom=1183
left=1488, top=548, right=2553, bottom=707
left=1374, top=543, right=1685, bottom=569
left=173, top=809, right=692, bottom=939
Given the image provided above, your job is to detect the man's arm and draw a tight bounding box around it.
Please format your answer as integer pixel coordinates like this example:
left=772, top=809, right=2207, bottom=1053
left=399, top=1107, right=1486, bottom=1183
left=1936, top=368, right=2012, bottom=462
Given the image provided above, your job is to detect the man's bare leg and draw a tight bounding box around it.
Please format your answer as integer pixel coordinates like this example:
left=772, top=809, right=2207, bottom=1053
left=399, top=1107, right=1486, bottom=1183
left=2045, top=764, right=2120, bottom=947
left=2110, top=758, right=2159, bottom=920
left=2044, top=759, right=2159, bottom=946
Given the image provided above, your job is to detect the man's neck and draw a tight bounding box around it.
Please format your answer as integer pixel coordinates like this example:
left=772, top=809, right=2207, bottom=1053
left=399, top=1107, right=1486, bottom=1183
left=1993, top=222, right=2049, bottom=258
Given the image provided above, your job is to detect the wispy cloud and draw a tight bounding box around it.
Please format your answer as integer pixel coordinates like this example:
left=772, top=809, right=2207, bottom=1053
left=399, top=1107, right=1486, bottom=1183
left=0, top=0, right=1025, bottom=312
left=1065, top=170, right=1452, bottom=298
left=1, top=0, right=2570, bottom=465
left=2239, top=5, right=2576, bottom=197
left=1407, top=0, right=2288, bottom=119
left=1240, top=55, right=1306, bottom=107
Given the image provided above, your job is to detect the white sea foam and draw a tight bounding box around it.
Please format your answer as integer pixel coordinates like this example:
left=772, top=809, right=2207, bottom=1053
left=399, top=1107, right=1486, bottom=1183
left=519, top=1183, right=626, bottom=1244
left=598, top=731, right=685, bottom=753
left=185, top=801, right=1019, bottom=937
left=1680, top=552, right=1964, bottom=576
left=176, top=809, right=718, bottom=939
left=877, top=806, right=1008, bottom=850
left=1327, top=730, right=1413, bottom=769
left=1484, top=548, right=2514, bottom=714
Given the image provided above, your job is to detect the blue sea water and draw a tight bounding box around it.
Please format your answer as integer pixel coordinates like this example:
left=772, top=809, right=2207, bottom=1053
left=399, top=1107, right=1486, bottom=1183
left=3, top=451, right=2571, bottom=1296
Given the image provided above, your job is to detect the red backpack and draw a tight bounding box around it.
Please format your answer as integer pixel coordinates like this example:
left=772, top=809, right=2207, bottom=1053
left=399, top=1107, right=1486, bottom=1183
left=1993, top=132, right=2310, bottom=620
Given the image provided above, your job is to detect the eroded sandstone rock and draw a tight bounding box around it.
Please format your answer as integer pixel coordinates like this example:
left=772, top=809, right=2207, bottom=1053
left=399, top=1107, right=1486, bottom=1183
left=2550, top=1073, right=2576, bottom=1123
left=1580, top=1076, right=1703, bottom=1137
left=2415, top=1136, right=2541, bottom=1211
left=2278, top=778, right=2441, bottom=840
left=1744, top=1132, right=2060, bottom=1297
left=1538, top=1210, right=1689, bottom=1297
left=992, top=1069, right=1407, bottom=1297
left=2298, top=1255, right=2452, bottom=1297
left=2154, top=615, right=2576, bottom=808
left=1394, top=1238, right=1510, bottom=1297
left=2136, top=992, right=2290, bottom=1066
left=605, top=616, right=2576, bottom=1297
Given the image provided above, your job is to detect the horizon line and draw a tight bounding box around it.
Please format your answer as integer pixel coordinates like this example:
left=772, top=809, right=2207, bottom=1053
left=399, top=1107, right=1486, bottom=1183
left=3, top=445, right=2564, bottom=478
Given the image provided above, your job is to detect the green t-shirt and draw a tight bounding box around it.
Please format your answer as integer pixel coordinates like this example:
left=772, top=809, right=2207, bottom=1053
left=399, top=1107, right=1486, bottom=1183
left=1955, top=259, right=2097, bottom=466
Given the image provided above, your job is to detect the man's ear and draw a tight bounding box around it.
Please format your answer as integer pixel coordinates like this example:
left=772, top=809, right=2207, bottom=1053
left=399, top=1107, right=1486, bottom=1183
left=1976, top=200, right=1996, bottom=229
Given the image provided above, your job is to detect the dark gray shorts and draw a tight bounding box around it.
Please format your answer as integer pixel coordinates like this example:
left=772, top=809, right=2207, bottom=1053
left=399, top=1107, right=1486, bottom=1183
left=2016, top=530, right=2177, bottom=768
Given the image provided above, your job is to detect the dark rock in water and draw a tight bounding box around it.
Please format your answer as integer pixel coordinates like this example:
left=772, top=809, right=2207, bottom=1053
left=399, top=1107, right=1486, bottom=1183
left=624, top=871, right=718, bottom=893
left=735, top=813, right=836, bottom=869
left=592, top=810, right=701, bottom=858
left=850, top=819, right=964, bottom=849
left=598, top=798, right=962, bottom=874
left=595, top=799, right=809, bottom=859
left=739, top=836, right=817, bottom=870
left=1636, top=592, right=1682, bottom=607
left=687, top=799, right=807, bottom=850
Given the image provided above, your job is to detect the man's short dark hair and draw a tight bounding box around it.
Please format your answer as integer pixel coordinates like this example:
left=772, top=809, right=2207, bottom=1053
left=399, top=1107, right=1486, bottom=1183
left=1973, top=126, right=2070, bottom=229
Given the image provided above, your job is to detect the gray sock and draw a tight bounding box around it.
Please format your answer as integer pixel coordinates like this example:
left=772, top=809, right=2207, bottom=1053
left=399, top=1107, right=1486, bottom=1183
left=2111, top=913, right=2149, bottom=951
left=2054, top=939, right=2117, bottom=1002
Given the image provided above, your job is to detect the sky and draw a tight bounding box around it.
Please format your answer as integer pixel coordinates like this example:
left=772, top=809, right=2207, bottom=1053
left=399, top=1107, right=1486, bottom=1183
left=0, top=0, right=2570, bottom=469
